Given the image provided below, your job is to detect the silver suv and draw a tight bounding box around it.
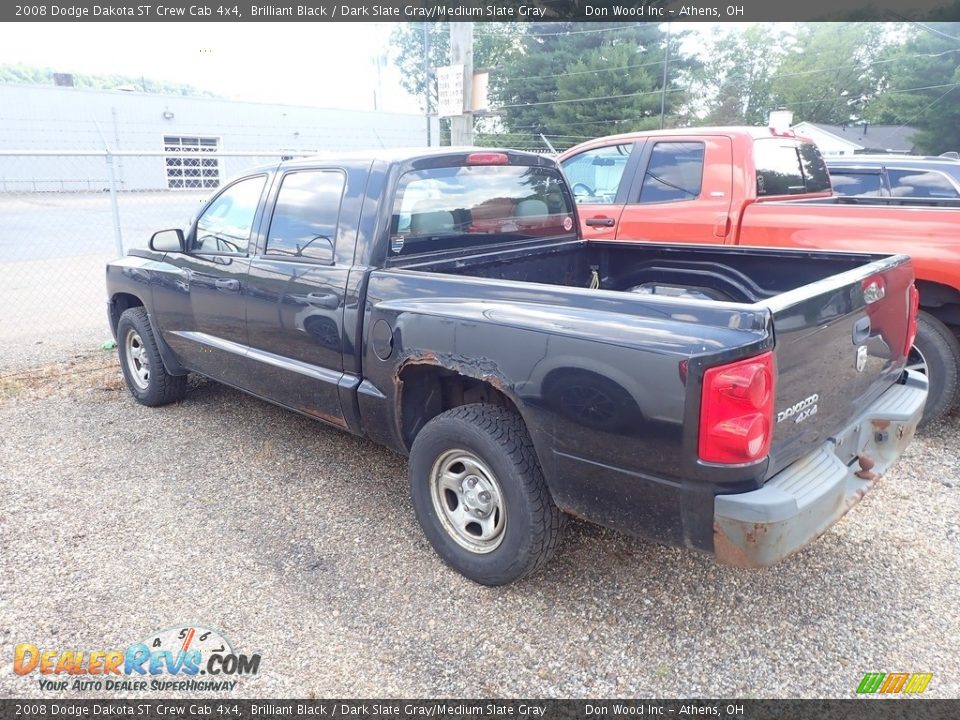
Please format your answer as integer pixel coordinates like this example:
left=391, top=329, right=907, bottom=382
left=826, top=154, right=960, bottom=201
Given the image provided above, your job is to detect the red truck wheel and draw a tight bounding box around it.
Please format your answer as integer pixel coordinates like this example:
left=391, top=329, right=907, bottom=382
left=910, top=312, right=960, bottom=426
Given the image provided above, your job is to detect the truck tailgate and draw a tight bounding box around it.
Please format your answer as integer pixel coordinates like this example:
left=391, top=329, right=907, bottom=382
left=764, top=254, right=916, bottom=477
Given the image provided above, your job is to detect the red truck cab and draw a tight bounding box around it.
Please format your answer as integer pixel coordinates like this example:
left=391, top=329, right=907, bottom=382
left=560, top=127, right=960, bottom=424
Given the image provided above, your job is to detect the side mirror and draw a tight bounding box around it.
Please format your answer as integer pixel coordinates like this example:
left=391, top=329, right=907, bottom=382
left=149, top=228, right=185, bottom=253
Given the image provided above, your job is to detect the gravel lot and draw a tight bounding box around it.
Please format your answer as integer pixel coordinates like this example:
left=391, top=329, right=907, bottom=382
left=1, top=349, right=958, bottom=699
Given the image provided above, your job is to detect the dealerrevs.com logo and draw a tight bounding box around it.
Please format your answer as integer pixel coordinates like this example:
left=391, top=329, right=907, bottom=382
left=13, top=625, right=260, bottom=692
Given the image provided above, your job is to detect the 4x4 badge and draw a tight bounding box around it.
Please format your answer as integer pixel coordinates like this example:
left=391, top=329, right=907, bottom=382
left=856, top=345, right=868, bottom=372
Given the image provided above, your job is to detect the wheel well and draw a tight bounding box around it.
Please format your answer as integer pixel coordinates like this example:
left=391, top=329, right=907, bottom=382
left=109, top=293, right=144, bottom=334
left=398, top=364, right=521, bottom=450
left=916, top=280, right=960, bottom=330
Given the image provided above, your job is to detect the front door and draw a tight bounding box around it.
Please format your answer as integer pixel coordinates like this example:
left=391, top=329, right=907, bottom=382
left=152, top=174, right=268, bottom=385
left=561, top=141, right=641, bottom=240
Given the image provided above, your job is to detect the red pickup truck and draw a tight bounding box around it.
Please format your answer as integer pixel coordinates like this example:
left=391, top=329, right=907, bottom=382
left=559, top=127, right=960, bottom=424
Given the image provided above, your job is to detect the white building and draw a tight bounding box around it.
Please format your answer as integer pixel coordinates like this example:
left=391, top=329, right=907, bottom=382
left=0, top=84, right=438, bottom=191
left=792, top=121, right=921, bottom=157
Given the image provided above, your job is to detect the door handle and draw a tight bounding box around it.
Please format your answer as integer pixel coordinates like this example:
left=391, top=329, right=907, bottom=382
left=215, top=279, right=240, bottom=291
left=585, top=217, right=616, bottom=228
left=306, top=292, right=340, bottom=309
left=852, top=316, right=871, bottom=344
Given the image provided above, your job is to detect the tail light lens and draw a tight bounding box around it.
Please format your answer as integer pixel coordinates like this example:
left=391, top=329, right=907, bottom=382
left=862, top=275, right=886, bottom=305
left=466, top=152, right=509, bottom=165
left=698, top=352, right=775, bottom=464
left=904, top=284, right=920, bottom=356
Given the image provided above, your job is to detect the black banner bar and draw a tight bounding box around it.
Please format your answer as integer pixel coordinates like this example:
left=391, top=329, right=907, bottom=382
left=1, top=700, right=958, bottom=720
left=3, top=0, right=959, bottom=23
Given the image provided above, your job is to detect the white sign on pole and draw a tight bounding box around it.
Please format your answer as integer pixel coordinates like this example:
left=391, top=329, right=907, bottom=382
left=436, top=64, right=464, bottom=118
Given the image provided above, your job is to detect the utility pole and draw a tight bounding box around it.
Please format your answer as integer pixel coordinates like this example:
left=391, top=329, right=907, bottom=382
left=659, top=22, right=671, bottom=130
left=423, top=23, right=432, bottom=146
left=449, top=22, right=474, bottom=146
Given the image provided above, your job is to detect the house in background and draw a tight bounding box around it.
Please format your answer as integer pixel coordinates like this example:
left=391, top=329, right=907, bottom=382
left=792, top=121, right=921, bottom=156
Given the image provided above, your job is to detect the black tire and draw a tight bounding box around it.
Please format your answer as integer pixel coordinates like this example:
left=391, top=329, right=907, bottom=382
left=408, top=404, right=565, bottom=585
left=911, top=311, right=960, bottom=426
left=116, top=307, right=187, bottom=407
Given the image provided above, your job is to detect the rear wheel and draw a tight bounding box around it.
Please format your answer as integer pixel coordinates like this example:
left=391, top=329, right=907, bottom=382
left=909, top=311, right=960, bottom=426
left=117, top=307, right=187, bottom=407
left=408, top=404, right=565, bottom=585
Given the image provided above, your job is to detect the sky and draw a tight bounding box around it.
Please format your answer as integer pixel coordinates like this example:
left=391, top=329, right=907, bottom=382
left=0, top=22, right=752, bottom=116
left=2, top=23, right=423, bottom=113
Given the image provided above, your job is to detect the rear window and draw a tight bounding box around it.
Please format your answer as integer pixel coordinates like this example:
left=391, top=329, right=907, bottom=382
left=755, top=139, right=831, bottom=196
left=390, top=165, right=575, bottom=256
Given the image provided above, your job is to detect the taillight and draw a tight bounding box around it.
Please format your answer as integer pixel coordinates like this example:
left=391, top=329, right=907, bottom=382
left=698, top=352, right=775, bottom=464
left=862, top=275, right=886, bottom=305
left=904, top=284, right=920, bottom=356
left=466, top=152, right=509, bottom=166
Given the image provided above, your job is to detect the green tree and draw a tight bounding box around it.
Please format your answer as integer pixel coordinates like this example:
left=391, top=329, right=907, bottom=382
left=866, top=23, right=960, bottom=154
left=389, top=22, right=699, bottom=150
left=0, top=63, right=219, bottom=97
left=389, top=23, right=522, bottom=113
left=695, top=25, right=789, bottom=126
left=490, top=22, right=698, bottom=149
left=768, top=23, right=891, bottom=125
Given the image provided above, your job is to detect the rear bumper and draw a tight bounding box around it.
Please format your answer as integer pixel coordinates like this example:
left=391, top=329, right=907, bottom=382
left=713, top=369, right=928, bottom=568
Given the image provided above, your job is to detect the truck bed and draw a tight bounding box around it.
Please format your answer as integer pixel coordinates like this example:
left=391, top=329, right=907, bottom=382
left=386, top=239, right=915, bottom=484
left=395, top=238, right=874, bottom=303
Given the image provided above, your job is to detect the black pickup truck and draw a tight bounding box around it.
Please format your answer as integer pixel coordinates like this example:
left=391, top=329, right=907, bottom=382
left=106, top=149, right=927, bottom=585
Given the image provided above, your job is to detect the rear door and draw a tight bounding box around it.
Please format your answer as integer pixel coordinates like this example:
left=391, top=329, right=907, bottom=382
left=560, top=141, right=642, bottom=240
left=615, top=135, right=734, bottom=244
left=763, top=255, right=915, bottom=477
left=242, top=167, right=353, bottom=426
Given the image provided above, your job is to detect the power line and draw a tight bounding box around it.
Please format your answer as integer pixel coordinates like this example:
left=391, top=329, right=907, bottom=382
left=776, top=81, right=960, bottom=109
left=505, top=56, right=668, bottom=84
left=886, top=85, right=959, bottom=135
left=510, top=117, right=659, bottom=130
left=908, top=21, right=960, bottom=44
left=498, top=86, right=685, bottom=110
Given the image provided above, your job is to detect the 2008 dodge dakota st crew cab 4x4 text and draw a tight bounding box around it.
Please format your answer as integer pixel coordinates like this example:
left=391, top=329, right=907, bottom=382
left=106, top=149, right=927, bottom=585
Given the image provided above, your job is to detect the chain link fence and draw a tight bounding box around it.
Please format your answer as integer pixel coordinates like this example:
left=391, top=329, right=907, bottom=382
left=0, top=150, right=298, bottom=367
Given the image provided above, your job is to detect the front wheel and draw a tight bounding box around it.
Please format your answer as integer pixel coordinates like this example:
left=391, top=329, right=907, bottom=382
left=408, top=404, right=565, bottom=585
left=117, top=307, right=187, bottom=407
left=908, top=311, right=960, bottom=426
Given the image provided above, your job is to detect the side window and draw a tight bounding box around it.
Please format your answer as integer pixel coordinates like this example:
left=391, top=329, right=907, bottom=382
left=829, top=171, right=886, bottom=197
left=888, top=169, right=960, bottom=199
left=755, top=140, right=830, bottom=196
left=193, top=175, right=266, bottom=254
left=638, top=142, right=704, bottom=203
left=560, top=144, right=632, bottom=205
left=266, top=170, right=346, bottom=262
left=797, top=143, right=831, bottom=193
